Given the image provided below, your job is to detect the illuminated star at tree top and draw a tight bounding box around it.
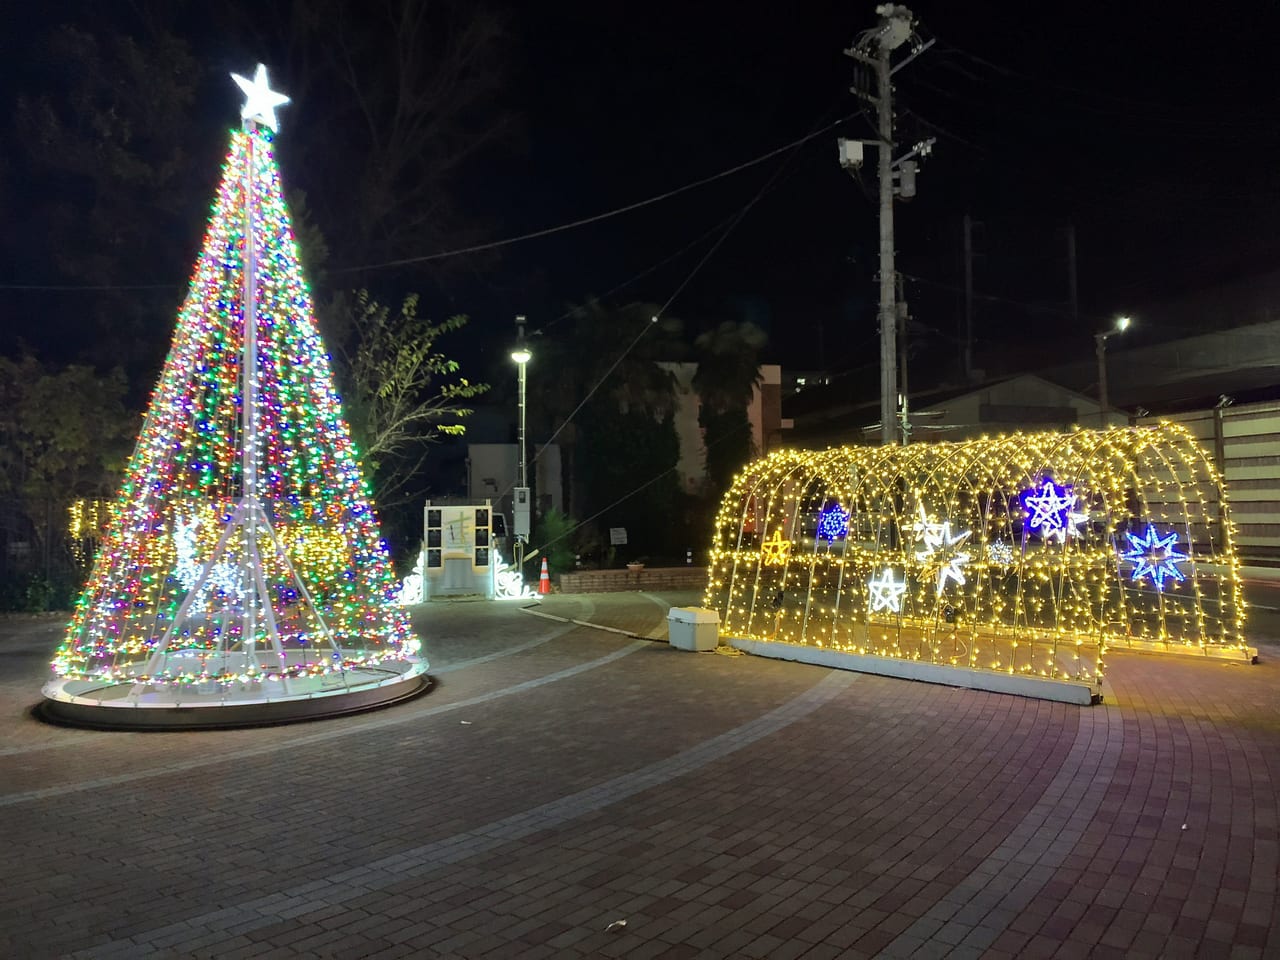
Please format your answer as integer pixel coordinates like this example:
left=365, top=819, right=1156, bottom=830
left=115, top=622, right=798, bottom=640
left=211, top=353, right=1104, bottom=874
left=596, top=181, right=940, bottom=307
left=1021, top=479, right=1086, bottom=543
left=1121, top=524, right=1188, bottom=591
left=867, top=567, right=907, bottom=613
left=231, top=63, right=291, bottom=131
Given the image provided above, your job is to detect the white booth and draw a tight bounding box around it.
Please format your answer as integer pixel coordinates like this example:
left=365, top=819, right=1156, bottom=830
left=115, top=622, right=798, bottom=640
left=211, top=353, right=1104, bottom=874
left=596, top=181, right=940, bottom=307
left=422, top=500, right=496, bottom=599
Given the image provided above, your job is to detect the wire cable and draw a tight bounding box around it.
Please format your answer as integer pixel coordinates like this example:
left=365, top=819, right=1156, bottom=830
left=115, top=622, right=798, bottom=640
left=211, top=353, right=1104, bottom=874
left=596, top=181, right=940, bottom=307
left=0, top=281, right=181, bottom=292
left=520, top=416, right=755, bottom=564
left=526, top=111, right=822, bottom=467
left=335, top=113, right=861, bottom=274
left=3, top=114, right=862, bottom=293
left=532, top=206, right=750, bottom=337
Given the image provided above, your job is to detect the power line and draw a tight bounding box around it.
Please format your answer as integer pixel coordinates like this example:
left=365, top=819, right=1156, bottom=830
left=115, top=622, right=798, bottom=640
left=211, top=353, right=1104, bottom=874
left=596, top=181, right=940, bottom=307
left=0, top=281, right=180, bottom=292
left=522, top=416, right=755, bottom=563
left=1, top=115, right=862, bottom=293
left=335, top=113, right=861, bottom=274
left=936, top=44, right=1273, bottom=127
left=532, top=205, right=751, bottom=337
left=527, top=109, right=823, bottom=467
left=909, top=68, right=1269, bottom=139
left=899, top=270, right=1092, bottom=320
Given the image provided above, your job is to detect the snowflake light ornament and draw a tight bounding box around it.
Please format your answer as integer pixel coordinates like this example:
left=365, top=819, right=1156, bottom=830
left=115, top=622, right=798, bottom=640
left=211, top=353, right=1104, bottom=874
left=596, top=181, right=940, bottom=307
left=817, top=504, right=850, bottom=541
left=988, top=538, right=1015, bottom=566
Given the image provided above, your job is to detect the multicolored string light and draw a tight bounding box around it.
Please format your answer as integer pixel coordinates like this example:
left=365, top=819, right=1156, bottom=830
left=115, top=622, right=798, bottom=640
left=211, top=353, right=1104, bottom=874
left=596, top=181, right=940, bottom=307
left=53, top=127, right=414, bottom=686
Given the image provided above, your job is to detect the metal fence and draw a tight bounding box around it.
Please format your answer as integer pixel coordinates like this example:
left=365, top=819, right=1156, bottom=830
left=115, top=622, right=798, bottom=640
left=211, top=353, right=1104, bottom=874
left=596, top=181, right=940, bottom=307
left=0, top=497, right=105, bottom=610
left=1138, top=401, right=1280, bottom=562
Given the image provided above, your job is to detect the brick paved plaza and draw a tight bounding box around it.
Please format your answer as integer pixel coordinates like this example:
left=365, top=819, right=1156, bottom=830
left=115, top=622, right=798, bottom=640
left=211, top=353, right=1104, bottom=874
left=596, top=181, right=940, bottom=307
left=1, top=590, right=1278, bottom=958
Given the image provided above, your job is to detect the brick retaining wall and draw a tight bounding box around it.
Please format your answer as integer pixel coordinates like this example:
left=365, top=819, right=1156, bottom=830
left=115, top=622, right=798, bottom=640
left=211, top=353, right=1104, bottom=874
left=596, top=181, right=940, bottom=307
left=557, top=566, right=708, bottom=594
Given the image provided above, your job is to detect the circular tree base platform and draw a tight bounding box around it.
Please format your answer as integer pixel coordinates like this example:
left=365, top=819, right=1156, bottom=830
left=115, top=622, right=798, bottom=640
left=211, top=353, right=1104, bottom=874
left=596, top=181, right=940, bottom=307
left=38, top=659, right=430, bottom=731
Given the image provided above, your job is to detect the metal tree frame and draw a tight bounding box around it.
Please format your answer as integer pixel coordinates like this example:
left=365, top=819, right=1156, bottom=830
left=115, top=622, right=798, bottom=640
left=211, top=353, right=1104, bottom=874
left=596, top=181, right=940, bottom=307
left=704, top=424, right=1250, bottom=686
left=139, top=121, right=343, bottom=689
left=41, top=69, right=427, bottom=727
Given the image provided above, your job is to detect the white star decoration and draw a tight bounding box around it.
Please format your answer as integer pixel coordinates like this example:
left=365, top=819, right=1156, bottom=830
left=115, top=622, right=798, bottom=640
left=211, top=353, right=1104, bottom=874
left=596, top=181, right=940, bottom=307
left=1121, top=524, right=1188, bottom=591
left=867, top=567, right=907, bottom=614
left=913, top=506, right=971, bottom=596
left=1021, top=480, right=1087, bottom=543
left=231, top=64, right=291, bottom=131
left=912, top=504, right=944, bottom=545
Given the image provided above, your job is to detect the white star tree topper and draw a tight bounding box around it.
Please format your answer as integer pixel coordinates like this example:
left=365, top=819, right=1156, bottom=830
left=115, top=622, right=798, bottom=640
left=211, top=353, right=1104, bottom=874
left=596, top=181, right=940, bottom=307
left=867, top=567, right=908, bottom=614
left=231, top=63, right=291, bottom=131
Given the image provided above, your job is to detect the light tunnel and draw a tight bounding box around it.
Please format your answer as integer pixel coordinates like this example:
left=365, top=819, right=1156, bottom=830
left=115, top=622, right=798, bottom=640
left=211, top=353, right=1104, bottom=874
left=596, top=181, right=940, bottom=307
left=703, top=424, right=1249, bottom=689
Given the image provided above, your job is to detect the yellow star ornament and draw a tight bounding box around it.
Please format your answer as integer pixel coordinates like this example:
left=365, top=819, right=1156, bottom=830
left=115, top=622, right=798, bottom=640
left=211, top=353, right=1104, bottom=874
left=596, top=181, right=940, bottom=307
left=760, top=529, right=792, bottom=565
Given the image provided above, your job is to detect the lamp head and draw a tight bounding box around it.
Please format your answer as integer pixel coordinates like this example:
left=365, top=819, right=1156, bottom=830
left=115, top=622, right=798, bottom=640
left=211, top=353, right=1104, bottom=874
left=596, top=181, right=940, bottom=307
left=511, top=346, right=532, bottom=365
left=1115, top=315, right=1132, bottom=333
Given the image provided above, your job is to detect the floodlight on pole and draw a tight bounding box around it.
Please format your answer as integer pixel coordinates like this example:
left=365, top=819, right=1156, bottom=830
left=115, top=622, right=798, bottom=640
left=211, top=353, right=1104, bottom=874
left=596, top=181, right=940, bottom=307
left=511, top=316, right=532, bottom=574
left=1095, top=315, right=1133, bottom=425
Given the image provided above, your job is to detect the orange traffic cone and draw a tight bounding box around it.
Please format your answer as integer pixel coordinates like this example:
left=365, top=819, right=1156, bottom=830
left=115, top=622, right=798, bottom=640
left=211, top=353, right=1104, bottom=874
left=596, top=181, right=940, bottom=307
left=538, top=557, right=552, bottom=595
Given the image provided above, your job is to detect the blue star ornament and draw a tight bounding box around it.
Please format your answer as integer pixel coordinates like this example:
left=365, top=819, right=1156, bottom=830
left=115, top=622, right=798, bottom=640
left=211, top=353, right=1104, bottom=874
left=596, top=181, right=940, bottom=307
left=1121, top=524, right=1188, bottom=591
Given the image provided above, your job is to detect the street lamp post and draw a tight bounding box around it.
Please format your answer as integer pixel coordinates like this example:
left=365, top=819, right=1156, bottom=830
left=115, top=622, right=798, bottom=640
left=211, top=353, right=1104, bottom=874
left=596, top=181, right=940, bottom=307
left=510, top=316, right=532, bottom=573
left=1095, top=315, right=1132, bottom=426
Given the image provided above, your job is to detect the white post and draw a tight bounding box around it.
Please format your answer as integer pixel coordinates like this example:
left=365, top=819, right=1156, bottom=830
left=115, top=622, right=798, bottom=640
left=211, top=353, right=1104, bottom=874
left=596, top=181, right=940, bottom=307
left=511, top=317, right=532, bottom=575
left=242, top=119, right=261, bottom=662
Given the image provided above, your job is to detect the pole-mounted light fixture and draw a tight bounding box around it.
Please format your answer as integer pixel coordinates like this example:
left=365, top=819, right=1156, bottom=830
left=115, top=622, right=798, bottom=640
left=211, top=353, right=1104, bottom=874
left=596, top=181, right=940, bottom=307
left=511, top=316, right=532, bottom=574
left=1095, top=315, right=1134, bottom=425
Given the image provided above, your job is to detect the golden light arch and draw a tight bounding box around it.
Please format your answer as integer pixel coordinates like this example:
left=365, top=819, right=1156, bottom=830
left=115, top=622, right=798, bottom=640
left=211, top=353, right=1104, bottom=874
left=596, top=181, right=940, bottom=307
left=704, top=424, right=1249, bottom=687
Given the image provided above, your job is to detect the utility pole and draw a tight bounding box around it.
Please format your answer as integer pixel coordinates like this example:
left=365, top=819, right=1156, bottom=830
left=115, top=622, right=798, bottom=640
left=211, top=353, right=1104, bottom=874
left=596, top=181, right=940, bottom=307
left=896, top=272, right=910, bottom=444
left=1066, top=223, right=1079, bottom=328
left=844, top=5, right=933, bottom=445
left=963, top=213, right=974, bottom=382
left=510, top=316, right=532, bottom=573
left=1095, top=316, right=1132, bottom=427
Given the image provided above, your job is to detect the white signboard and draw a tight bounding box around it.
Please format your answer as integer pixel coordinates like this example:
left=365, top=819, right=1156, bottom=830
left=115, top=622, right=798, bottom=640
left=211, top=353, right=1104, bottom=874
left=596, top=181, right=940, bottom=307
left=609, top=527, right=628, bottom=545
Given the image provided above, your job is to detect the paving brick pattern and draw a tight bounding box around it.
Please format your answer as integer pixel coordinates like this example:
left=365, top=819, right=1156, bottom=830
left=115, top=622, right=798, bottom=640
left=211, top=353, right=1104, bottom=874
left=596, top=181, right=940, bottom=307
left=0, top=593, right=1277, bottom=958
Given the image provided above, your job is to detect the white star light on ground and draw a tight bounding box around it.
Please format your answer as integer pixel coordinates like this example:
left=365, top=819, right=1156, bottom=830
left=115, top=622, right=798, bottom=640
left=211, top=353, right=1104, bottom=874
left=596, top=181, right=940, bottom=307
left=867, top=567, right=907, bottom=613
left=231, top=64, right=291, bottom=131
left=1121, top=524, right=1188, bottom=591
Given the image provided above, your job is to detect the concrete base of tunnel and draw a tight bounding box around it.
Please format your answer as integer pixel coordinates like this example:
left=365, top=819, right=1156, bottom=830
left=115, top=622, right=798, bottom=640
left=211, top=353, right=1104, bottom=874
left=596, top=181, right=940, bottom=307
left=728, top=638, right=1101, bottom=705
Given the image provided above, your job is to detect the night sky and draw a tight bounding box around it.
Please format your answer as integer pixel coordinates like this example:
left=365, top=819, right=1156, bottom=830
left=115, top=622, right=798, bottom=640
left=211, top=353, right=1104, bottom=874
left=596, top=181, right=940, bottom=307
left=4, top=1, right=1279, bottom=396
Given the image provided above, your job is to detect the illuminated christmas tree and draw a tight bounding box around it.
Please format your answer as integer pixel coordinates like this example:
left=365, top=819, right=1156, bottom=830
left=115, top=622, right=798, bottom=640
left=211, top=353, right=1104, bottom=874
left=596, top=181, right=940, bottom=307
left=46, top=66, right=423, bottom=717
